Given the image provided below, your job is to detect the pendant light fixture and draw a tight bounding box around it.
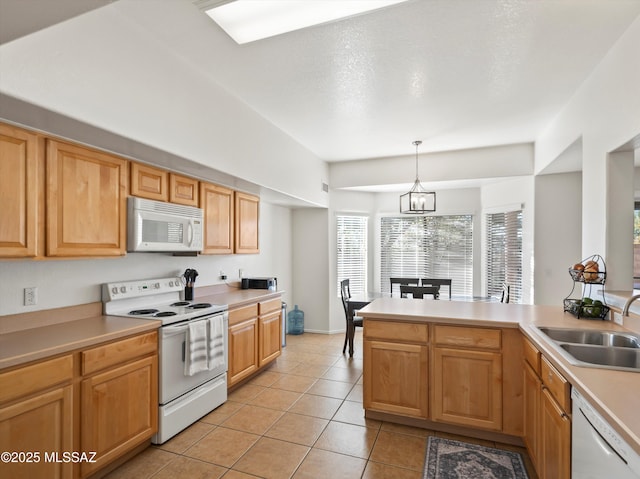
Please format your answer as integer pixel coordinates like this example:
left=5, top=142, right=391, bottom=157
left=400, top=140, right=436, bottom=214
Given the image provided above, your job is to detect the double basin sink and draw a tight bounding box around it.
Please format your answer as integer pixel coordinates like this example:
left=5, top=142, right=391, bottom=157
left=536, top=327, right=640, bottom=372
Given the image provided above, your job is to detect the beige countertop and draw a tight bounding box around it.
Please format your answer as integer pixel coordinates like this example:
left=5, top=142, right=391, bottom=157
left=359, top=297, right=640, bottom=455
left=0, top=287, right=283, bottom=371
left=0, top=315, right=161, bottom=370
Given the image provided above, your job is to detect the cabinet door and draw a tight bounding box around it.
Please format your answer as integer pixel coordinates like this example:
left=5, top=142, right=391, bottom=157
left=234, top=191, right=259, bottom=254
left=81, top=355, right=158, bottom=477
left=0, top=385, right=73, bottom=479
left=228, top=318, right=258, bottom=386
left=540, top=388, right=571, bottom=479
left=46, top=140, right=127, bottom=256
left=523, top=362, right=541, bottom=470
left=130, top=162, right=168, bottom=201
left=363, top=340, right=428, bottom=418
left=432, top=347, right=502, bottom=430
left=259, top=310, right=281, bottom=367
left=0, top=123, right=41, bottom=258
left=169, top=173, right=198, bottom=206
left=200, top=182, right=234, bottom=254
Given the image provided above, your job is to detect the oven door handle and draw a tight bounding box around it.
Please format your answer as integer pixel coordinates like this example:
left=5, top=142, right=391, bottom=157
left=182, top=341, right=186, bottom=363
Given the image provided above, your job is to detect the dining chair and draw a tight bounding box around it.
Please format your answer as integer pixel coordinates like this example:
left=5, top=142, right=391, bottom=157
left=501, top=282, right=511, bottom=303
left=340, top=279, right=363, bottom=354
left=421, top=278, right=452, bottom=300
left=390, top=277, right=420, bottom=297
left=400, top=285, right=440, bottom=299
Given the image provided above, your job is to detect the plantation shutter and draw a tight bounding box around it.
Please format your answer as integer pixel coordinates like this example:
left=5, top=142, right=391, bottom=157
left=380, top=215, right=473, bottom=297
left=486, top=210, right=523, bottom=303
left=337, top=215, right=368, bottom=296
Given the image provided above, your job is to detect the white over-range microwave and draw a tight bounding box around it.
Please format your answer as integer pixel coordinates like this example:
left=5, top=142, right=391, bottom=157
left=127, top=197, right=204, bottom=252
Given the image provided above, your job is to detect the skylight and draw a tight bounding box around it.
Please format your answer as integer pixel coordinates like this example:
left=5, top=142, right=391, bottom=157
left=201, top=0, right=409, bottom=44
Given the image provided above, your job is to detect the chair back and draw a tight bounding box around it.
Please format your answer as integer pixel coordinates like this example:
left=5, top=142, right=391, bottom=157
left=390, top=277, right=420, bottom=296
left=400, top=285, right=440, bottom=299
left=501, top=283, right=510, bottom=303
left=340, top=279, right=351, bottom=315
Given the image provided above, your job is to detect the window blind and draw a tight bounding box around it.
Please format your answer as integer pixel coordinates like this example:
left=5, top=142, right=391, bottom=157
left=380, top=215, right=473, bottom=297
left=486, top=210, right=523, bottom=303
left=337, top=215, right=368, bottom=296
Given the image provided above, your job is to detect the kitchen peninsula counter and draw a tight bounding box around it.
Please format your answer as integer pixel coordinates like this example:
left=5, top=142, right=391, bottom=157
left=358, top=298, right=640, bottom=455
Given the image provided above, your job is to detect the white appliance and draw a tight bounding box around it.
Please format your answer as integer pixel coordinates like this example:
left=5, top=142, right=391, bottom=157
left=127, top=197, right=204, bottom=252
left=572, top=388, right=640, bottom=478
left=102, top=277, right=228, bottom=444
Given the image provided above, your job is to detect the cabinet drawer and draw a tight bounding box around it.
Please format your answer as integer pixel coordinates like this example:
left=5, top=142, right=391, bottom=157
left=541, top=356, right=570, bottom=412
left=82, top=331, right=158, bottom=375
left=364, top=320, right=428, bottom=344
left=229, top=303, right=258, bottom=325
left=0, top=354, right=73, bottom=404
left=259, top=298, right=281, bottom=315
left=523, top=336, right=541, bottom=374
left=434, top=325, right=501, bottom=350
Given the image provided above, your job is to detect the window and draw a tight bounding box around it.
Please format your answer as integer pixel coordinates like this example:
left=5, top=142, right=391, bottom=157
left=380, top=215, right=473, bottom=297
left=486, top=210, right=523, bottom=303
left=337, top=215, right=368, bottom=296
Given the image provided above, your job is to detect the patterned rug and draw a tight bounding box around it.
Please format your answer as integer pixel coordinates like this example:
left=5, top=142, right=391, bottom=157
left=423, top=437, right=529, bottom=479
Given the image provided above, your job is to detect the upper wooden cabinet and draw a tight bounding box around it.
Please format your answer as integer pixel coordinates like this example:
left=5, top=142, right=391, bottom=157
left=200, top=182, right=234, bottom=254
left=130, top=162, right=168, bottom=201
left=0, top=123, right=42, bottom=258
left=46, top=140, right=128, bottom=257
left=235, top=191, right=259, bottom=254
left=170, top=173, right=199, bottom=206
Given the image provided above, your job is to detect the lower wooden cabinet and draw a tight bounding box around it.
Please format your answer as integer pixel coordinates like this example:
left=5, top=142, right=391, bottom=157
left=540, top=387, right=571, bottom=479
left=363, top=320, right=429, bottom=418
left=0, top=385, right=74, bottom=479
left=0, top=331, right=158, bottom=479
left=258, top=299, right=282, bottom=367
left=522, top=336, right=571, bottom=479
left=431, top=346, right=502, bottom=430
left=80, top=355, right=157, bottom=477
left=228, top=296, right=282, bottom=388
left=228, top=317, right=259, bottom=386
left=431, top=325, right=503, bottom=430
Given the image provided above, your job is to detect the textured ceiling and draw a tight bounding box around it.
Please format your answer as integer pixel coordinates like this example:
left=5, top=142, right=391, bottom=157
left=1, top=0, right=640, bottom=164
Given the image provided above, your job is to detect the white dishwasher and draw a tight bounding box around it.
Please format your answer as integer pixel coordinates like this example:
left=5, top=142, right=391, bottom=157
left=572, top=388, right=640, bottom=478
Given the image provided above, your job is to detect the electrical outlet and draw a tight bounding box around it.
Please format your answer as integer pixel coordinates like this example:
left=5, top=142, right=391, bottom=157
left=24, top=287, right=38, bottom=306
left=239, top=269, right=244, bottom=279
left=220, top=270, right=227, bottom=280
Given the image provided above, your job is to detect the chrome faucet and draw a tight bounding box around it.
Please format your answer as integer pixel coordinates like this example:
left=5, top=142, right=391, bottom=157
left=622, top=294, right=640, bottom=316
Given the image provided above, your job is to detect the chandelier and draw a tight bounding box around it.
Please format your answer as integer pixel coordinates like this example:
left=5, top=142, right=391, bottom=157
left=400, top=140, right=436, bottom=214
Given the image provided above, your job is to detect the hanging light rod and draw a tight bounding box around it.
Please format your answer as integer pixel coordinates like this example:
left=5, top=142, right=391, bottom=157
left=400, top=140, right=436, bottom=214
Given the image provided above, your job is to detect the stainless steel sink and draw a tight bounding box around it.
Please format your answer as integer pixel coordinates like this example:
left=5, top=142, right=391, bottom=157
left=560, top=344, right=640, bottom=370
left=538, top=327, right=640, bottom=348
left=534, top=326, right=640, bottom=372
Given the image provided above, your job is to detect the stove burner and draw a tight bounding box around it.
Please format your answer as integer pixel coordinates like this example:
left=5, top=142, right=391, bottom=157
left=170, top=301, right=191, bottom=307
left=129, top=308, right=159, bottom=315
left=188, top=303, right=212, bottom=309
left=154, top=311, right=177, bottom=317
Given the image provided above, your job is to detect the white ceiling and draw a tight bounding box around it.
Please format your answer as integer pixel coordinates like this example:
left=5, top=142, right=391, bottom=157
left=2, top=0, right=640, bottom=166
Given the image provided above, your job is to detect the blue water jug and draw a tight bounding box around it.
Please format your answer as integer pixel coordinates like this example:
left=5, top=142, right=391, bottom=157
left=287, top=305, right=304, bottom=335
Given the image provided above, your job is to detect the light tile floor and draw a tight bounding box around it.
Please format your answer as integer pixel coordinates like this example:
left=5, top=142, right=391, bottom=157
left=106, top=330, right=537, bottom=479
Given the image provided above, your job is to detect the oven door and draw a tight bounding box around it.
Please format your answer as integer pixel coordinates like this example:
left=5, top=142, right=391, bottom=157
left=159, top=313, right=228, bottom=405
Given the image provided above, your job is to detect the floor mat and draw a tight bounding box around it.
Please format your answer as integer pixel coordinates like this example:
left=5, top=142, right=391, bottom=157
left=423, top=437, right=529, bottom=479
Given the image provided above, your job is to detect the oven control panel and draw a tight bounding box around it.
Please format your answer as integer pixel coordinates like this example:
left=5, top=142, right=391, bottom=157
left=102, top=277, right=183, bottom=301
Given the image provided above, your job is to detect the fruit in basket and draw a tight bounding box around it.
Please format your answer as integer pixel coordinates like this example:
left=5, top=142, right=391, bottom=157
left=583, top=261, right=599, bottom=282
left=572, top=263, right=585, bottom=280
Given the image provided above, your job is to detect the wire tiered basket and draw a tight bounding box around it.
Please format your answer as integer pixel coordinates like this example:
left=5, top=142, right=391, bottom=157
left=563, top=254, right=610, bottom=320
